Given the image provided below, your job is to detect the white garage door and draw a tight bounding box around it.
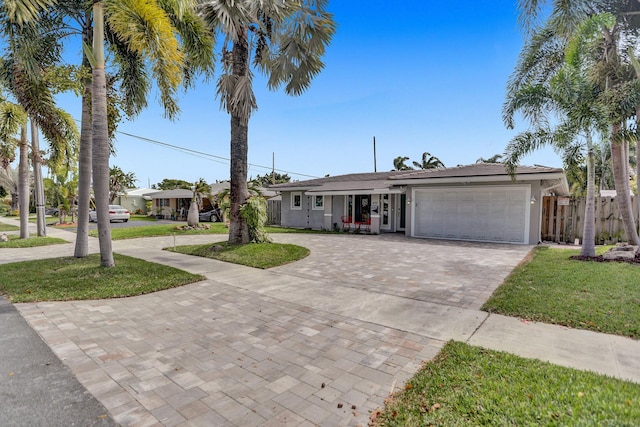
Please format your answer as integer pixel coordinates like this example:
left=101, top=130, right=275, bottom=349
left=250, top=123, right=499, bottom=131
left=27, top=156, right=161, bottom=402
left=413, top=186, right=530, bottom=244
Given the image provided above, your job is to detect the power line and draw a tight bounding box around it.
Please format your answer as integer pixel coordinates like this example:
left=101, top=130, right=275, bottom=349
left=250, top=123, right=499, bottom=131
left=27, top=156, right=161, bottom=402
left=115, top=130, right=320, bottom=179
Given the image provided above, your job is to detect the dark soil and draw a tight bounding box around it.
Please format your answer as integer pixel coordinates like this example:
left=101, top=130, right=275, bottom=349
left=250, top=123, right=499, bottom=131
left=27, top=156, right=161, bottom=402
left=570, top=254, right=640, bottom=265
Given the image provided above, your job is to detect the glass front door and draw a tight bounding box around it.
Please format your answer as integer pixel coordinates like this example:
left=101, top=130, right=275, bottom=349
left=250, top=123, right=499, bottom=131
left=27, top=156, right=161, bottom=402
left=381, top=194, right=390, bottom=230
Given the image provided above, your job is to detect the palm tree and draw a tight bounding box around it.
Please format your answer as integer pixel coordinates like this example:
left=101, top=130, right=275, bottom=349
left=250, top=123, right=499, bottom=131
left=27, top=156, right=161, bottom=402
left=515, top=1, right=640, bottom=246
left=504, top=14, right=613, bottom=256
left=108, top=165, right=136, bottom=203
left=413, top=151, right=445, bottom=169
left=476, top=154, right=503, bottom=163
left=392, top=156, right=413, bottom=171
left=197, top=0, right=336, bottom=244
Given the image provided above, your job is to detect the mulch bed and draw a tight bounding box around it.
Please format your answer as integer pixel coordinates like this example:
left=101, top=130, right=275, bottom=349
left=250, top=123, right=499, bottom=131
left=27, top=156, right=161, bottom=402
left=570, top=254, right=640, bottom=265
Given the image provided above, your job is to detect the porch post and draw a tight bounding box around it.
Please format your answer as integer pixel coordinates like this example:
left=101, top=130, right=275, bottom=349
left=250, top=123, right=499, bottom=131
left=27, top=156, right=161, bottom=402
left=370, top=194, right=380, bottom=234
left=323, top=195, right=333, bottom=230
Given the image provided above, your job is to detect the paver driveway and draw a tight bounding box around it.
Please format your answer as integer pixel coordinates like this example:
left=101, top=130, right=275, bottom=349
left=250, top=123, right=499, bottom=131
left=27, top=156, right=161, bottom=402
left=16, top=232, right=532, bottom=426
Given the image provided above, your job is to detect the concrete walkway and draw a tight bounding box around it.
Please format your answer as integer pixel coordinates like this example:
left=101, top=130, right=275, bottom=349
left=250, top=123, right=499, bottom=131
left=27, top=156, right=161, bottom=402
left=1, top=217, right=639, bottom=426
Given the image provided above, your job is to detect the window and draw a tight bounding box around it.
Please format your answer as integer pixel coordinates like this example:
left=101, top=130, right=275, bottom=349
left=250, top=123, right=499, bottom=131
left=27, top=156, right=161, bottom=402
left=291, top=192, right=302, bottom=210
left=312, top=195, right=324, bottom=210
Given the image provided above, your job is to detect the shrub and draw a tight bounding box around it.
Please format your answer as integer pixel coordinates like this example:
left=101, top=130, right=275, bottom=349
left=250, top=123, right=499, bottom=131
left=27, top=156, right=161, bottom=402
left=240, top=196, right=271, bottom=243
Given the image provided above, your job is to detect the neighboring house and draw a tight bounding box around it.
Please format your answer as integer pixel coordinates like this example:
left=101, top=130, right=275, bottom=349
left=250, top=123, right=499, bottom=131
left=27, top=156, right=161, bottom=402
left=148, top=188, right=193, bottom=219
left=269, top=163, right=569, bottom=244
left=149, top=183, right=278, bottom=219
left=113, top=188, right=156, bottom=214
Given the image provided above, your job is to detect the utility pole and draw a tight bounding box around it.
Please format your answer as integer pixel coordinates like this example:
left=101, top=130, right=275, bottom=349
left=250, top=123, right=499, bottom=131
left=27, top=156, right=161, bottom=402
left=272, top=152, right=275, bottom=185
left=373, top=136, right=377, bottom=172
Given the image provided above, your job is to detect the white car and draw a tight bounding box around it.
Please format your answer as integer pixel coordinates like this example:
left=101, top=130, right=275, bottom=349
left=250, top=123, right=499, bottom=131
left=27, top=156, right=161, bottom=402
left=89, top=205, right=130, bottom=223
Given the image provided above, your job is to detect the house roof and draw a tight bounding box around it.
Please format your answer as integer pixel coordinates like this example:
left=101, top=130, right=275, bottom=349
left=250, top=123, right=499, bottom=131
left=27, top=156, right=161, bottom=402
left=389, top=163, right=563, bottom=181
left=123, top=188, right=156, bottom=196
left=148, top=188, right=193, bottom=199
left=269, top=164, right=570, bottom=196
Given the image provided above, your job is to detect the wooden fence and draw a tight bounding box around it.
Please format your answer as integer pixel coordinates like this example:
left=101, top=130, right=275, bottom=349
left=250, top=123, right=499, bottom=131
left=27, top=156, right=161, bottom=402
left=542, top=195, right=639, bottom=244
left=266, top=199, right=281, bottom=225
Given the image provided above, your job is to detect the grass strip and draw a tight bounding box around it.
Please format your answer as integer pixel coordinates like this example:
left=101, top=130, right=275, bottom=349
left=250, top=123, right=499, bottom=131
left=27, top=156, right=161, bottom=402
left=0, top=223, right=19, bottom=232
left=0, top=253, right=205, bottom=302
left=89, top=223, right=229, bottom=240
left=168, top=241, right=309, bottom=269
left=483, top=246, right=640, bottom=338
left=0, top=235, right=68, bottom=248
left=371, top=341, right=640, bottom=426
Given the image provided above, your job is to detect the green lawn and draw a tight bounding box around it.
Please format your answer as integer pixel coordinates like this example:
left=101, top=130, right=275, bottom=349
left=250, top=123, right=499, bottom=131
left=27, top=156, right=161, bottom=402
left=0, top=253, right=204, bottom=302
left=168, top=241, right=310, bottom=269
left=0, top=235, right=68, bottom=248
left=371, top=341, right=640, bottom=427
left=90, top=222, right=229, bottom=239
left=0, top=223, right=19, bottom=232
left=483, top=246, right=640, bottom=339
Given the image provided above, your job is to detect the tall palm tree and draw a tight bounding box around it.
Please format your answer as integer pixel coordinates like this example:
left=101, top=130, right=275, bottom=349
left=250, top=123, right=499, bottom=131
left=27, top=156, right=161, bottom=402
left=392, top=156, right=413, bottom=171
left=197, top=0, right=336, bottom=244
left=413, top=151, right=445, bottom=169
left=7, top=0, right=214, bottom=265
left=504, top=14, right=612, bottom=256
left=515, top=0, right=640, bottom=246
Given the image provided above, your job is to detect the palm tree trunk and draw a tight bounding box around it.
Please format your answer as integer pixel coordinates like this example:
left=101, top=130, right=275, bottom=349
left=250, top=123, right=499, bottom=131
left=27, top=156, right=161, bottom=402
left=18, top=123, right=29, bottom=239
left=74, top=15, right=93, bottom=258
left=92, top=0, right=114, bottom=267
left=30, top=119, right=46, bottom=236
left=610, top=124, right=640, bottom=245
left=581, top=146, right=596, bottom=256
left=227, top=33, right=250, bottom=244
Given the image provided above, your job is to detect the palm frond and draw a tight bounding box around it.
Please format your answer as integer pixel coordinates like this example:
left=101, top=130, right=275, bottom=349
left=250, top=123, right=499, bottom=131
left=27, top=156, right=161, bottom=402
left=1, top=0, right=57, bottom=25
left=105, top=0, right=184, bottom=119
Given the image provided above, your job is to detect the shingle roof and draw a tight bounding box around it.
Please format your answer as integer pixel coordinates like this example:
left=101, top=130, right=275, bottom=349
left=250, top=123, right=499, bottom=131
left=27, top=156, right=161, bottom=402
left=389, top=163, right=563, bottom=180
left=268, top=164, right=564, bottom=191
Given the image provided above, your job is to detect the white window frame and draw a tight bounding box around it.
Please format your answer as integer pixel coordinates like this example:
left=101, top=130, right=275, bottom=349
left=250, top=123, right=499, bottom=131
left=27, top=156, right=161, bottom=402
left=312, top=195, right=324, bottom=210
left=291, top=192, right=302, bottom=210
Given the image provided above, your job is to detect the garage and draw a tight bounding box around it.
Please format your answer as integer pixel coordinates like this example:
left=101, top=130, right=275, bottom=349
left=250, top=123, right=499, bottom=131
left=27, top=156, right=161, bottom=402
left=412, top=186, right=531, bottom=244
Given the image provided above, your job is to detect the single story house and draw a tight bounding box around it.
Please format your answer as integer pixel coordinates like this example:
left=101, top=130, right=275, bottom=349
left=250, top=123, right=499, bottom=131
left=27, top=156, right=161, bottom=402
left=113, top=188, right=156, bottom=214
left=148, top=183, right=278, bottom=219
left=269, top=163, right=569, bottom=244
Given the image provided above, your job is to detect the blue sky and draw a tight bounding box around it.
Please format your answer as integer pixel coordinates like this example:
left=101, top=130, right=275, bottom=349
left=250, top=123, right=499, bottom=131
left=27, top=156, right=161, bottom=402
left=55, top=1, right=562, bottom=187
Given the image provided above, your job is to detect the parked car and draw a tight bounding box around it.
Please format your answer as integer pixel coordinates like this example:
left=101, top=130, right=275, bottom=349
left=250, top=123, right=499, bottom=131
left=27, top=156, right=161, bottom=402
left=199, top=209, right=221, bottom=222
left=89, top=205, right=130, bottom=223
left=45, top=207, right=59, bottom=216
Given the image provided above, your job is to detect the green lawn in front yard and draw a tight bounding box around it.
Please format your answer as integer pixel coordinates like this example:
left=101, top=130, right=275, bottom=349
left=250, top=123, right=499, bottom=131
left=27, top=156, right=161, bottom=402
left=0, top=235, right=68, bottom=248
left=168, top=241, right=310, bottom=269
left=90, top=222, right=229, bottom=239
left=371, top=341, right=640, bottom=427
left=0, top=223, right=19, bottom=232
left=0, top=253, right=204, bottom=302
left=483, top=245, right=640, bottom=339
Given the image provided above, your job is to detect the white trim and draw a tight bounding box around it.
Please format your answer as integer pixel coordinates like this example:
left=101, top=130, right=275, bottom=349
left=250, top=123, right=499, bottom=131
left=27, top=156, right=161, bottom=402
left=323, top=213, right=332, bottom=216
left=305, top=188, right=402, bottom=196
left=312, top=195, right=324, bottom=210
left=291, top=192, right=302, bottom=210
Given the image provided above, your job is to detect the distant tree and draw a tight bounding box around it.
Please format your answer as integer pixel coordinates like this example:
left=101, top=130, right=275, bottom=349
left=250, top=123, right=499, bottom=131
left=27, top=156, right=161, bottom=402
left=476, top=154, right=503, bottom=163
left=392, top=156, right=413, bottom=171
left=254, top=172, right=291, bottom=186
left=109, top=166, right=136, bottom=203
left=0, top=165, right=18, bottom=210
left=153, top=178, right=192, bottom=190
left=413, top=152, right=445, bottom=169
left=192, top=178, right=211, bottom=211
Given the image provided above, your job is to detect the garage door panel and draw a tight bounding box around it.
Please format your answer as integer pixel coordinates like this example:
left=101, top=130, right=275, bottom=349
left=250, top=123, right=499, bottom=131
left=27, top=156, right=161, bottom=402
left=414, top=187, right=529, bottom=244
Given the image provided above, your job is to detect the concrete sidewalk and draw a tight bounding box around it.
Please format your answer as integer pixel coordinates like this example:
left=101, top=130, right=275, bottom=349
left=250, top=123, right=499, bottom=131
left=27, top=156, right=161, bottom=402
left=1, top=217, right=639, bottom=426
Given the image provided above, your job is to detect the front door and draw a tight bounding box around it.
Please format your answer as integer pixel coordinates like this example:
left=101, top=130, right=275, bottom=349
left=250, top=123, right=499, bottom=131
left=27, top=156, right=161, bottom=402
left=397, top=194, right=406, bottom=231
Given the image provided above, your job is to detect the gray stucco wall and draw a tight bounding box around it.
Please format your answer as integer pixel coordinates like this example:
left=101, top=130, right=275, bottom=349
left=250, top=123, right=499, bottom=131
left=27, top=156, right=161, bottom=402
left=280, top=192, right=325, bottom=229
